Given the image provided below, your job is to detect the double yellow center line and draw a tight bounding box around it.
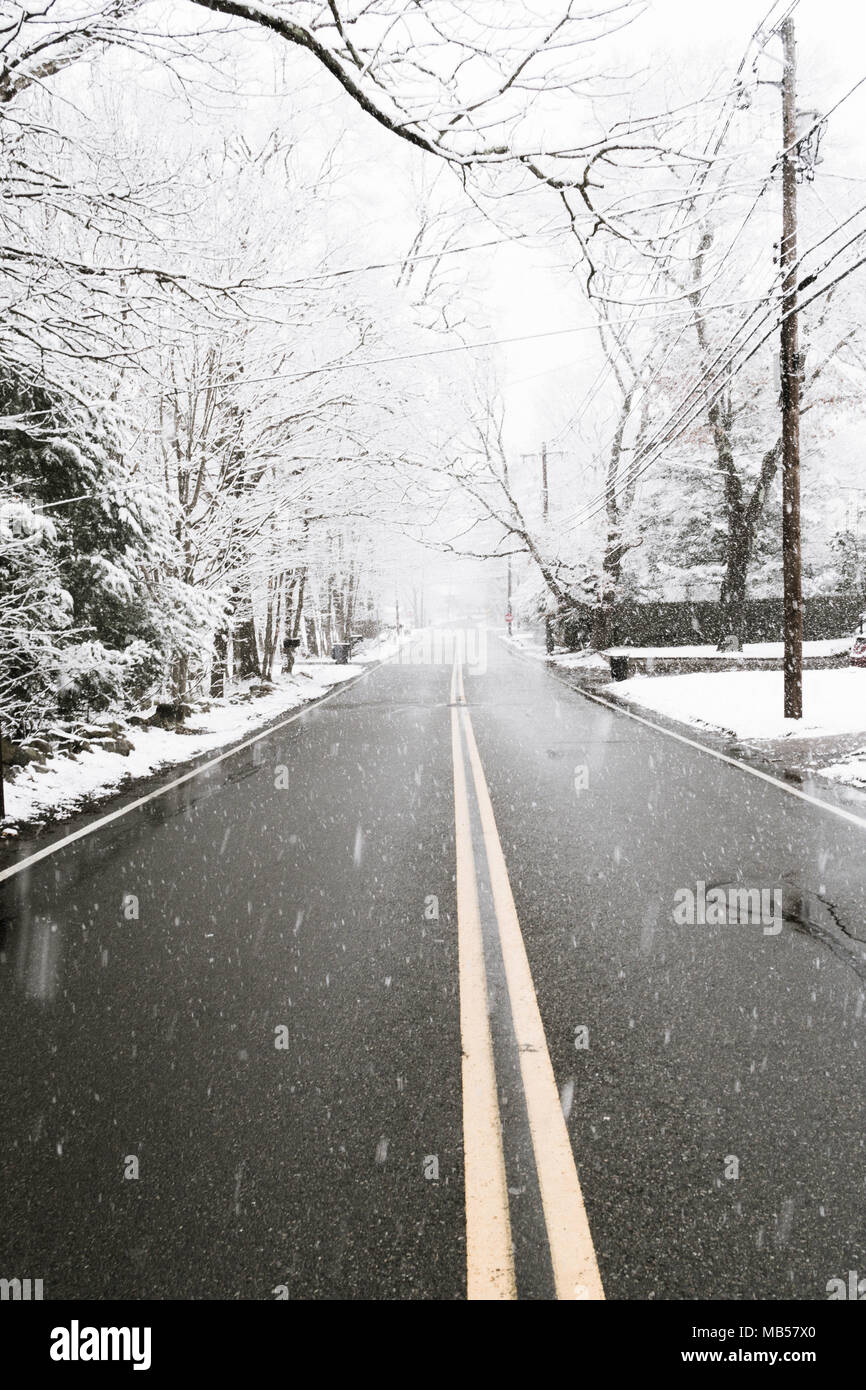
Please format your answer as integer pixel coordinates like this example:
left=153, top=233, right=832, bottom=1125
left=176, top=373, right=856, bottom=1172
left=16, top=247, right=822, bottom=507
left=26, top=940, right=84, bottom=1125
left=450, top=656, right=604, bottom=1301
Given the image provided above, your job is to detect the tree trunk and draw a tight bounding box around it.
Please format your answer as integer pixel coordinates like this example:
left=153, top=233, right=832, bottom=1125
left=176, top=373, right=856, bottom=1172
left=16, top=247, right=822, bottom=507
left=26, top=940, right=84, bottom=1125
left=591, top=383, right=634, bottom=650
left=716, top=442, right=782, bottom=648
left=172, top=653, right=189, bottom=702
left=233, top=615, right=259, bottom=679
left=687, top=232, right=778, bottom=653
left=344, top=564, right=358, bottom=642
left=230, top=576, right=260, bottom=679
left=718, top=509, right=750, bottom=647
left=331, top=576, right=346, bottom=643
left=292, top=569, right=307, bottom=639
left=591, top=537, right=622, bottom=650
left=260, top=573, right=283, bottom=681
left=211, top=626, right=229, bottom=697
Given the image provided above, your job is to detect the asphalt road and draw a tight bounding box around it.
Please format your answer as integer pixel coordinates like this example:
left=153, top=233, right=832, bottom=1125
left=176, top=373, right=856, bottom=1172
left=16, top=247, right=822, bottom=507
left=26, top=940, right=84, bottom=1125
left=0, top=632, right=864, bottom=1300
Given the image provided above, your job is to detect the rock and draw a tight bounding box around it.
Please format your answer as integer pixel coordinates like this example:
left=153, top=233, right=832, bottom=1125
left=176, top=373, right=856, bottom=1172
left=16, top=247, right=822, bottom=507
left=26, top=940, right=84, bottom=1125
left=150, top=702, right=189, bottom=729
left=48, top=729, right=79, bottom=749
left=25, top=735, right=53, bottom=754
left=17, top=743, right=48, bottom=765
left=102, top=737, right=134, bottom=756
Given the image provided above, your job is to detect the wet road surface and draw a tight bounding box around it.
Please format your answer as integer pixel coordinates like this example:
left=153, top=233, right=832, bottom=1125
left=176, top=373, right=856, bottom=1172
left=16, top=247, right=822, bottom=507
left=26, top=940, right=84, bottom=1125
left=0, top=633, right=864, bottom=1299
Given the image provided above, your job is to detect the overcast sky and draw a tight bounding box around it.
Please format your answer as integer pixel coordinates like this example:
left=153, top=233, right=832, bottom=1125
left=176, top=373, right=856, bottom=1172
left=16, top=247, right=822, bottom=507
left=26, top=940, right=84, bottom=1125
left=489, top=0, right=866, bottom=452
left=137, top=0, right=866, bottom=514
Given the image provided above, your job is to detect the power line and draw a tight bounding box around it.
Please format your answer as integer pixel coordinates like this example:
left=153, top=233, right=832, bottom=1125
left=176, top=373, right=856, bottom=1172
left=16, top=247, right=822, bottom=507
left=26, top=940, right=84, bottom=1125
left=544, top=179, right=779, bottom=516
left=273, top=230, right=538, bottom=289
left=175, top=298, right=772, bottom=393
left=547, top=7, right=785, bottom=450
left=546, top=59, right=866, bottom=534
left=549, top=197, right=866, bottom=537
left=562, top=230, right=866, bottom=537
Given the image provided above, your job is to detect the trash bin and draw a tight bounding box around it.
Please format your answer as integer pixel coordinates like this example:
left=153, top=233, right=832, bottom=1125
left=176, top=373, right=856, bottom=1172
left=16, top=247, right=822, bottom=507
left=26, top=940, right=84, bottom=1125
left=331, top=642, right=352, bottom=664
left=609, top=654, right=630, bottom=681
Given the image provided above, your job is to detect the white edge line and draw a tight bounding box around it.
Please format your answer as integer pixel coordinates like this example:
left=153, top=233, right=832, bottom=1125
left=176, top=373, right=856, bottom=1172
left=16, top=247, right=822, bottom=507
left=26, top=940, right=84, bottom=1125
left=0, top=656, right=393, bottom=886
left=505, top=636, right=866, bottom=833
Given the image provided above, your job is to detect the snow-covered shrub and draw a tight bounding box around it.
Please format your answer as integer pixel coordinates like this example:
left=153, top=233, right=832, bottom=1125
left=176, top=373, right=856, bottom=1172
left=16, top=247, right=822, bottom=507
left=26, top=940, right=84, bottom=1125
left=55, top=639, right=163, bottom=715
left=0, top=488, right=73, bottom=733
left=0, top=369, right=203, bottom=723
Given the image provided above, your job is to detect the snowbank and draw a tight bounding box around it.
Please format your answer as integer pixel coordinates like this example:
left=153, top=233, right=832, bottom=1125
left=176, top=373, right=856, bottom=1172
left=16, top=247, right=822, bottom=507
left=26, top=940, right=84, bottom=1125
left=822, top=753, right=866, bottom=789
left=2, top=655, right=385, bottom=830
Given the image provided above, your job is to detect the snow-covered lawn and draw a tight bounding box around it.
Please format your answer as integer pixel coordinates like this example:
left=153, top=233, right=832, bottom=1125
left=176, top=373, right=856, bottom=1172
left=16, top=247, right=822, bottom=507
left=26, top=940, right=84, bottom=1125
left=2, top=644, right=396, bottom=831
left=609, top=667, right=866, bottom=741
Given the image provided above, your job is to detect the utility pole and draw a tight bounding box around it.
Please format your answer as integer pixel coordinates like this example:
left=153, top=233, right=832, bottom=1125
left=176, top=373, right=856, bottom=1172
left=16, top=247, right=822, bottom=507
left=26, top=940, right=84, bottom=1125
left=780, top=15, right=803, bottom=718
left=503, top=450, right=513, bottom=632
left=541, top=441, right=554, bottom=652
left=521, top=442, right=559, bottom=522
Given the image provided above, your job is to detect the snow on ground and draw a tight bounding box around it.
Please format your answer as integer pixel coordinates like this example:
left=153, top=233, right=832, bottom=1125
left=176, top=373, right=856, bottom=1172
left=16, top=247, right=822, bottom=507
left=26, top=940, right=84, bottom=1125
left=548, top=649, right=610, bottom=671
left=508, top=631, right=609, bottom=670
left=605, top=639, right=851, bottom=660
left=821, top=753, right=866, bottom=788
left=508, top=631, right=850, bottom=671
left=610, top=667, right=866, bottom=741
left=3, top=645, right=397, bottom=829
